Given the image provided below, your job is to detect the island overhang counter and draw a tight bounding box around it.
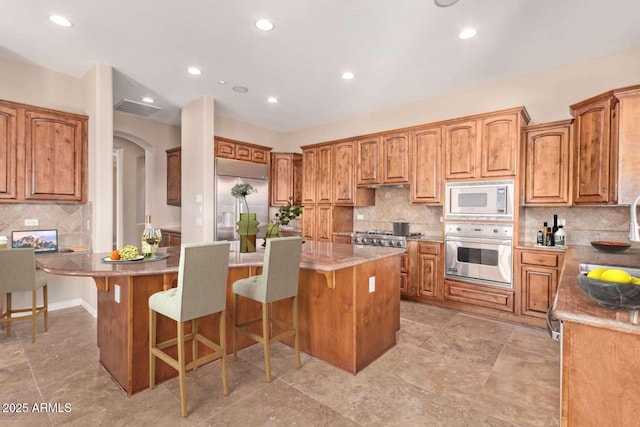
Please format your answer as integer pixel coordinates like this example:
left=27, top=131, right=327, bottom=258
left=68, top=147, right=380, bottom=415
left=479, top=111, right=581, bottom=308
left=37, top=241, right=404, bottom=395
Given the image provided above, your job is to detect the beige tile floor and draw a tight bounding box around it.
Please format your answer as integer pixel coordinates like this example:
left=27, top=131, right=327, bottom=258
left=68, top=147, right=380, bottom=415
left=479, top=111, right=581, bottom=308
left=0, top=300, right=560, bottom=426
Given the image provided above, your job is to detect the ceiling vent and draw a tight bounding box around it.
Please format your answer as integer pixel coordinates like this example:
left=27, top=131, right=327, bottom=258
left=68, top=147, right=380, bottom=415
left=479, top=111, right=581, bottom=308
left=114, top=99, right=162, bottom=116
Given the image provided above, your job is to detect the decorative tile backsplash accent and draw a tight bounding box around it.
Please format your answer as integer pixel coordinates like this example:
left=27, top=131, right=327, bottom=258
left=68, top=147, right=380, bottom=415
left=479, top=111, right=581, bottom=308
left=0, top=203, right=93, bottom=249
left=354, top=187, right=443, bottom=238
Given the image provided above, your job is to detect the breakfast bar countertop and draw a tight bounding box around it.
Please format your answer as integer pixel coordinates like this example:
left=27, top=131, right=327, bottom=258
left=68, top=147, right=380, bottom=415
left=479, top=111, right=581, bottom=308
left=552, top=244, right=640, bottom=334
left=36, top=241, right=406, bottom=277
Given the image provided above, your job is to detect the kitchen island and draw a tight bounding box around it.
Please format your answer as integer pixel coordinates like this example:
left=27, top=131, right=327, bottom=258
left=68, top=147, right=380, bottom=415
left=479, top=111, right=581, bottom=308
left=37, top=241, right=404, bottom=395
left=551, top=245, right=640, bottom=426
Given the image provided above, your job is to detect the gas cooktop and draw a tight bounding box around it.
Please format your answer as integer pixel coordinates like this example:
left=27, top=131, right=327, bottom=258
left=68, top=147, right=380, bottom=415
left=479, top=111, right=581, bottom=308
left=352, top=230, right=422, bottom=248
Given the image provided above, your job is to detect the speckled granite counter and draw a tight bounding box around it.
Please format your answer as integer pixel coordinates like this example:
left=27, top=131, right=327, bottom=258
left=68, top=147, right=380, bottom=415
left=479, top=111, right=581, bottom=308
left=36, top=241, right=405, bottom=277
left=552, top=244, right=640, bottom=334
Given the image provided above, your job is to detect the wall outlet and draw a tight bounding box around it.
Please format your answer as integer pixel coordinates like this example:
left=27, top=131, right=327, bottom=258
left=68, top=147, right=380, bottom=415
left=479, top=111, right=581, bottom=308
left=357, top=214, right=364, bottom=220
left=368, top=276, right=375, bottom=293
left=196, top=217, right=203, bottom=226
left=25, top=219, right=39, bottom=226
left=114, top=284, right=121, bottom=303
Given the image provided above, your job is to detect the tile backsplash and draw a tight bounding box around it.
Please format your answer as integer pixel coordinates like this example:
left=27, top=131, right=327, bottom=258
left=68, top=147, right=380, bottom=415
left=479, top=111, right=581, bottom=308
left=0, top=203, right=93, bottom=249
left=354, top=187, right=443, bottom=238
left=354, top=187, right=638, bottom=246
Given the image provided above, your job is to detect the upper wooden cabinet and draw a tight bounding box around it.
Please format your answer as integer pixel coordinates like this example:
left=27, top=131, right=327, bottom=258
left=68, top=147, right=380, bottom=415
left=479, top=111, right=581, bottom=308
left=410, top=125, right=442, bottom=204
left=571, top=92, right=618, bottom=204
left=522, top=120, right=572, bottom=205
left=316, top=145, right=333, bottom=204
left=270, top=152, right=302, bottom=206
left=445, top=108, right=530, bottom=180
left=0, top=104, right=17, bottom=200
left=301, top=147, right=317, bottom=204
left=356, top=133, right=409, bottom=186
left=382, top=132, right=409, bottom=184
left=214, top=137, right=270, bottom=164
left=0, top=100, right=87, bottom=203
left=332, top=140, right=374, bottom=206
left=166, top=147, right=181, bottom=206
left=570, top=85, right=640, bottom=205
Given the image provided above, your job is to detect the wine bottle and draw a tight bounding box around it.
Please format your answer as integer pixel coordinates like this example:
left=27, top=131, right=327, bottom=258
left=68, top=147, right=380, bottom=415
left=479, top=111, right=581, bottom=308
left=552, top=214, right=558, bottom=234
left=141, top=215, right=154, bottom=258
left=542, top=222, right=548, bottom=246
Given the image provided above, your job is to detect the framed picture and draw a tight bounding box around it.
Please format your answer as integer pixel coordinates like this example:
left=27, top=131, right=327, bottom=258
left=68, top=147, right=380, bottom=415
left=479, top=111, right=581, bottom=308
left=11, top=229, right=59, bottom=253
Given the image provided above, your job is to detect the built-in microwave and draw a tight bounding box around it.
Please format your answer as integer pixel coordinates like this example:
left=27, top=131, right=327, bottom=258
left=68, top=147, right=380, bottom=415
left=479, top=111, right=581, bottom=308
left=445, top=180, right=514, bottom=221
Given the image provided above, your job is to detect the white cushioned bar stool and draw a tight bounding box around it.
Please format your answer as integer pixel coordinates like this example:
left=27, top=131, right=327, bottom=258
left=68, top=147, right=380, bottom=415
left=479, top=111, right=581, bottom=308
left=0, top=248, right=48, bottom=343
left=232, top=236, right=303, bottom=382
left=149, top=241, right=230, bottom=417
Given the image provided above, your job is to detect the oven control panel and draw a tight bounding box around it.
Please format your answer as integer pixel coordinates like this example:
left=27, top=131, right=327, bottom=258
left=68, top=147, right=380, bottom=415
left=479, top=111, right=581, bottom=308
left=445, top=222, right=513, bottom=238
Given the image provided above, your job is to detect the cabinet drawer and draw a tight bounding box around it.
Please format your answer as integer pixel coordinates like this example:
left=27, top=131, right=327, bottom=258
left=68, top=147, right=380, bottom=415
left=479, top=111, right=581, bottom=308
left=400, top=253, right=408, bottom=271
left=235, top=144, right=252, bottom=161
left=445, top=281, right=514, bottom=312
left=252, top=148, right=269, bottom=164
left=216, top=140, right=236, bottom=158
left=417, top=242, right=439, bottom=255
left=521, top=251, right=560, bottom=268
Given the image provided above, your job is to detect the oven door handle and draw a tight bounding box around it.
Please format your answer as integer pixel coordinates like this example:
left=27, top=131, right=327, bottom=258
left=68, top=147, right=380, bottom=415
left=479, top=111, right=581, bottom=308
left=445, top=235, right=512, bottom=246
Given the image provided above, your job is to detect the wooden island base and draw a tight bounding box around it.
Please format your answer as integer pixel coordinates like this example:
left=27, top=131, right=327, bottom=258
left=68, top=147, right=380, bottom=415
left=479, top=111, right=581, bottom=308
left=95, top=255, right=400, bottom=395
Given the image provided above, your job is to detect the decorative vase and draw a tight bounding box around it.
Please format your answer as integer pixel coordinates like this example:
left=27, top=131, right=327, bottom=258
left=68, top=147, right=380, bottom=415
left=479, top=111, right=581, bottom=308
left=266, top=223, right=280, bottom=239
left=236, top=213, right=259, bottom=253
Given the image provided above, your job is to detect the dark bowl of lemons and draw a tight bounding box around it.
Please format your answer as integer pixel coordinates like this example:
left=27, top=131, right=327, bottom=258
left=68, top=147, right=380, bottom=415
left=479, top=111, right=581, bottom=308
left=577, top=267, right=640, bottom=309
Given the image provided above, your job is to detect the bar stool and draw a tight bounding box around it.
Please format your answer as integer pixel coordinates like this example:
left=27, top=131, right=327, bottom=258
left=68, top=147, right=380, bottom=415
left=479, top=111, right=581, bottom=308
left=149, top=241, right=230, bottom=417
left=0, top=248, right=48, bottom=343
left=232, top=236, right=303, bottom=382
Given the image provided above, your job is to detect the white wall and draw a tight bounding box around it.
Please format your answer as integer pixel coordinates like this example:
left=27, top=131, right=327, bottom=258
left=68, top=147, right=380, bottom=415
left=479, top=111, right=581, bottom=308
left=284, top=47, right=640, bottom=148
left=214, top=113, right=288, bottom=151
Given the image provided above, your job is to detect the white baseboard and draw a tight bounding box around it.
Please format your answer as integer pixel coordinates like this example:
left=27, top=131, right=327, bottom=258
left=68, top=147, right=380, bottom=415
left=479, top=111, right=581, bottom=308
left=48, top=299, right=97, bottom=318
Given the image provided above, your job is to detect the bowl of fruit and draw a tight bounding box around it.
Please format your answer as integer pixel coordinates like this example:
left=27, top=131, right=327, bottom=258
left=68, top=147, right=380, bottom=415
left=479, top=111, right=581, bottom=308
left=104, top=245, right=142, bottom=262
left=577, top=266, right=640, bottom=309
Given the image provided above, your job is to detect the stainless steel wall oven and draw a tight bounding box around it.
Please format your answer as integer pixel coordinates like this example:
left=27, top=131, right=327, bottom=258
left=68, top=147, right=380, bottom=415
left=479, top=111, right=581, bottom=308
left=444, top=222, right=513, bottom=288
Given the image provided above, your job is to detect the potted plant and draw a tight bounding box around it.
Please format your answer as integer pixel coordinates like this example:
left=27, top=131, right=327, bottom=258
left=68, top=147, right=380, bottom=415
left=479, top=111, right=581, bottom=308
left=265, top=197, right=303, bottom=241
left=231, top=182, right=258, bottom=252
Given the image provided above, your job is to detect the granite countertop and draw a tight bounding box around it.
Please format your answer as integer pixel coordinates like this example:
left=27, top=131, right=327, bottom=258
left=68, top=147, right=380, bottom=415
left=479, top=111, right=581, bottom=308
left=36, top=241, right=405, bottom=277
left=516, top=241, right=567, bottom=252
left=552, top=244, right=640, bottom=334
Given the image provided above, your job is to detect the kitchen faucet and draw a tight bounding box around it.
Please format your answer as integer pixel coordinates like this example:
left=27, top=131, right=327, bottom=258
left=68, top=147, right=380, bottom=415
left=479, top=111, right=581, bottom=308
left=630, top=193, right=640, bottom=242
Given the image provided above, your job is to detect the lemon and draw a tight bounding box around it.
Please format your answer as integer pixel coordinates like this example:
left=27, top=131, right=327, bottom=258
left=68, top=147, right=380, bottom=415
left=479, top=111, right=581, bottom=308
left=599, top=269, right=632, bottom=284
left=587, top=267, right=607, bottom=279
left=630, top=277, right=640, bottom=285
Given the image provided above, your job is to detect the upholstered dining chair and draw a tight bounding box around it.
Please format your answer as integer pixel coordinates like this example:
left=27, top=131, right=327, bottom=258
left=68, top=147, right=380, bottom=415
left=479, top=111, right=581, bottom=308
left=0, top=248, right=48, bottom=343
left=232, top=236, right=303, bottom=382
left=148, top=241, right=230, bottom=418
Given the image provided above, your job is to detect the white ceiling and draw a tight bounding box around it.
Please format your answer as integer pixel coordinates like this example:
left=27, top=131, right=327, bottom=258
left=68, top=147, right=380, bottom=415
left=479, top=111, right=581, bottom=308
left=1, top=0, right=639, bottom=132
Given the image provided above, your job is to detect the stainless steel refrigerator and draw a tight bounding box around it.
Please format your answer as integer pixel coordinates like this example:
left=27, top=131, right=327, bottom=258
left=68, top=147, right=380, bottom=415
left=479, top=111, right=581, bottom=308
left=215, top=158, right=269, bottom=242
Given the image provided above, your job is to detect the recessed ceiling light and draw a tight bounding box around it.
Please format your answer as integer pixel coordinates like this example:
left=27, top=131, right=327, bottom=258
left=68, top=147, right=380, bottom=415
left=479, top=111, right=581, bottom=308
left=49, top=15, right=73, bottom=27
left=434, top=0, right=460, bottom=7
left=342, top=72, right=355, bottom=80
left=458, top=28, right=477, bottom=39
left=233, top=86, right=248, bottom=93
left=218, top=80, right=226, bottom=85
left=186, top=66, right=202, bottom=75
left=255, top=19, right=274, bottom=31
left=142, top=97, right=154, bottom=103
left=267, top=97, right=278, bottom=103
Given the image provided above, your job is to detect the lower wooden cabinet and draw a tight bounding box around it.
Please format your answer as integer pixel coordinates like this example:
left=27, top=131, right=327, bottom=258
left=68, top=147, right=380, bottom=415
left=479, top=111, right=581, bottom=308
left=400, top=253, right=409, bottom=295
left=518, top=248, right=565, bottom=318
left=159, top=229, right=181, bottom=247
left=402, top=240, right=442, bottom=298
left=444, top=280, right=515, bottom=312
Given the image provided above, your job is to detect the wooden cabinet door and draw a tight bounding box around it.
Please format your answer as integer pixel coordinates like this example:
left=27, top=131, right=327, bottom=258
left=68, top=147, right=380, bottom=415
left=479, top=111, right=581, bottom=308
left=572, top=96, right=616, bottom=204
left=301, top=205, right=316, bottom=240
left=0, top=104, right=17, bottom=200
left=24, top=108, right=86, bottom=201
left=417, top=253, right=439, bottom=298
left=521, top=265, right=557, bottom=317
left=400, top=252, right=411, bottom=295
left=270, top=153, right=294, bottom=206
left=410, top=126, right=442, bottom=204
left=235, top=144, right=252, bottom=161
left=216, top=139, right=236, bottom=159
left=302, top=148, right=316, bottom=204
left=333, top=234, right=352, bottom=244
left=333, top=141, right=356, bottom=205
left=315, top=205, right=333, bottom=241
left=251, top=147, right=269, bottom=164
left=481, top=113, right=518, bottom=177
left=444, top=120, right=478, bottom=179
left=316, top=145, right=333, bottom=204
left=357, top=136, right=381, bottom=185
left=292, top=155, right=303, bottom=206
left=166, top=147, right=181, bottom=206
left=382, top=132, right=409, bottom=184
left=523, top=120, right=572, bottom=205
